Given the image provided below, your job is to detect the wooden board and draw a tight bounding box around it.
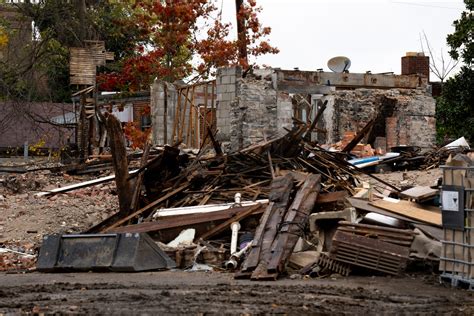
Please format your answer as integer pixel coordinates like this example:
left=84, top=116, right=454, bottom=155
left=400, top=186, right=438, bottom=201
left=370, top=199, right=441, bottom=227
left=347, top=197, right=419, bottom=224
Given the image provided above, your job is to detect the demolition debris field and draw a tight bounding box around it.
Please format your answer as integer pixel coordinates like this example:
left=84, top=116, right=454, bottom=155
left=1, top=121, right=473, bottom=314
left=1, top=161, right=473, bottom=314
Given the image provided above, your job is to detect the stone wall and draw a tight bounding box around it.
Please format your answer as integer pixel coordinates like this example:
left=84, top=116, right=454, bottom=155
left=151, top=80, right=177, bottom=145
left=327, top=88, right=436, bottom=150
left=229, top=74, right=292, bottom=151
left=216, top=67, right=240, bottom=144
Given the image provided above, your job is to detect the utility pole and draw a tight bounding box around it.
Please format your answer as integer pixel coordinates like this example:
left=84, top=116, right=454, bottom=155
left=235, top=0, right=248, bottom=65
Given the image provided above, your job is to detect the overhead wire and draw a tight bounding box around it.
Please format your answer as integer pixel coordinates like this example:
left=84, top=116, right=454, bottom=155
left=390, top=1, right=465, bottom=11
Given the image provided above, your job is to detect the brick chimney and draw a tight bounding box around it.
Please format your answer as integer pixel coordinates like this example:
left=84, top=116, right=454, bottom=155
left=401, top=52, right=430, bottom=82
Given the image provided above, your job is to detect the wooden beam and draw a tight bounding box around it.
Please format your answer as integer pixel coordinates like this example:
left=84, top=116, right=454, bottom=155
left=199, top=203, right=263, bottom=240
left=342, top=118, right=375, bottom=153
left=105, top=113, right=132, bottom=215
left=102, top=182, right=190, bottom=232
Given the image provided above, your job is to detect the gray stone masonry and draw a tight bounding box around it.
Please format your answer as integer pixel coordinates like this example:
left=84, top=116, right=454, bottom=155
left=151, top=80, right=177, bottom=145
left=229, top=74, right=293, bottom=151
left=326, top=88, right=436, bottom=150
left=216, top=67, right=241, bottom=144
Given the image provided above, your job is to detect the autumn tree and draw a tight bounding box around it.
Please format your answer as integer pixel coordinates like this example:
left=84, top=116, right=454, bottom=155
left=97, top=0, right=278, bottom=91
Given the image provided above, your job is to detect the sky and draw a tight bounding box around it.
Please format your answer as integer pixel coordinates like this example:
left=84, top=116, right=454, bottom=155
left=218, top=0, right=466, bottom=78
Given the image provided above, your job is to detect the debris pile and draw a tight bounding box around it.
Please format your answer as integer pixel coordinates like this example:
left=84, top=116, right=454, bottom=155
left=2, top=113, right=472, bottom=291
left=24, top=115, right=457, bottom=281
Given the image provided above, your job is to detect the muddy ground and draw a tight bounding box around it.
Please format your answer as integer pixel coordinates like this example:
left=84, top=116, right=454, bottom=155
left=0, top=271, right=472, bottom=314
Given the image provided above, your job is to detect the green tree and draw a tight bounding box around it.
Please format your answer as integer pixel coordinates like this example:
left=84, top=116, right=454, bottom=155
left=0, top=1, right=142, bottom=101
left=447, top=0, right=473, bottom=65
left=436, top=66, right=474, bottom=143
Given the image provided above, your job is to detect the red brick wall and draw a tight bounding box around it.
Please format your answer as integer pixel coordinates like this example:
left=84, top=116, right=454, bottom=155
left=402, top=55, right=430, bottom=82
left=132, top=100, right=150, bottom=127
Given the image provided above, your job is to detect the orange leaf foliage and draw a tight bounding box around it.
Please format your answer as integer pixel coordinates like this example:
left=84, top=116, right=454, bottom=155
left=98, top=0, right=278, bottom=91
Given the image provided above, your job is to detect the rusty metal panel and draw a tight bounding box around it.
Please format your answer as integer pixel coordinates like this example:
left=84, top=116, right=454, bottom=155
left=329, top=230, right=410, bottom=275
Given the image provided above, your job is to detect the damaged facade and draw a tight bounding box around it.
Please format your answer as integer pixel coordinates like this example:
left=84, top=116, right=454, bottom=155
left=150, top=54, right=436, bottom=152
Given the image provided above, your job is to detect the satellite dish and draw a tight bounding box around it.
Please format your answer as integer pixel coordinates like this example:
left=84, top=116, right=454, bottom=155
left=327, top=56, right=351, bottom=73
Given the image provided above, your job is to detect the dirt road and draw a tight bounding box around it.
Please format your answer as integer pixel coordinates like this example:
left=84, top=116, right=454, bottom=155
left=0, top=271, right=472, bottom=314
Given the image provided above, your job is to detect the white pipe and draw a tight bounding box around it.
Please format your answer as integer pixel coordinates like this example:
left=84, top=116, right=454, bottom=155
left=225, top=241, right=252, bottom=270
left=234, top=193, right=241, bottom=206
left=230, top=222, right=241, bottom=255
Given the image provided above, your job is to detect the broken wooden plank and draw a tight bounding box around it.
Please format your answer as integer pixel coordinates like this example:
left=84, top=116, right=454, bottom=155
left=400, top=186, right=438, bottom=201
left=103, top=182, right=191, bottom=232
left=347, top=197, right=421, bottom=224
left=258, top=174, right=321, bottom=279
left=199, top=203, right=263, bottom=241
left=370, top=198, right=441, bottom=227
left=109, top=204, right=265, bottom=235
left=105, top=113, right=132, bottom=215
left=303, top=99, right=327, bottom=142
left=316, top=191, right=348, bottom=204
left=237, top=174, right=294, bottom=277
left=36, top=170, right=138, bottom=197
left=130, top=139, right=152, bottom=212
left=342, top=118, right=375, bottom=153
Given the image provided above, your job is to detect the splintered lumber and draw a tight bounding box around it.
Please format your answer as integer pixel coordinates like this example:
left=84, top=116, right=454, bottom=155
left=251, top=174, right=321, bottom=280
left=108, top=204, right=265, bottom=238
left=101, top=182, right=190, bottom=233
left=130, top=140, right=152, bottom=212
left=370, top=198, right=441, bottom=227
left=236, top=173, right=322, bottom=280
left=236, top=174, right=294, bottom=279
left=199, top=203, right=263, bottom=240
left=341, top=118, right=375, bottom=153
left=317, top=191, right=348, bottom=204
left=105, top=113, right=132, bottom=214
left=347, top=197, right=420, bottom=224
left=303, top=99, right=327, bottom=142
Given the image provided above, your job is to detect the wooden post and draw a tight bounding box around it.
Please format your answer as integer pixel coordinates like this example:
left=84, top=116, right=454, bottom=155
left=172, top=90, right=182, bottom=143
left=163, top=83, right=168, bottom=144
left=105, top=113, right=132, bottom=215
left=211, top=81, right=216, bottom=131
left=179, top=87, right=189, bottom=142
left=203, top=84, right=208, bottom=145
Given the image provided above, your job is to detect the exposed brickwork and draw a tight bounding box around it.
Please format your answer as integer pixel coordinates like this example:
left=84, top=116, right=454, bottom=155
left=132, top=100, right=150, bottom=127
left=402, top=55, right=430, bottom=82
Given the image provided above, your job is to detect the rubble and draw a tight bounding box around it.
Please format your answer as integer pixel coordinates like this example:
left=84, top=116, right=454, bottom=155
left=1, top=107, right=473, bottom=297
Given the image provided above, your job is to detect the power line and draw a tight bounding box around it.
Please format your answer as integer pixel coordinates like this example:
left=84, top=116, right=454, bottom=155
left=390, top=1, right=464, bottom=10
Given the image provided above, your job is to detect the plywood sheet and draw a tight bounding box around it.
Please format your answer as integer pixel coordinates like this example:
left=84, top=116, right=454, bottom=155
left=370, top=199, right=441, bottom=227
left=400, top=186, right=438, bottom=201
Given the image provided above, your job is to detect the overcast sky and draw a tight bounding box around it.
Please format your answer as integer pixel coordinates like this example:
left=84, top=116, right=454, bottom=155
left=218, top=0, right=465, bottom=77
